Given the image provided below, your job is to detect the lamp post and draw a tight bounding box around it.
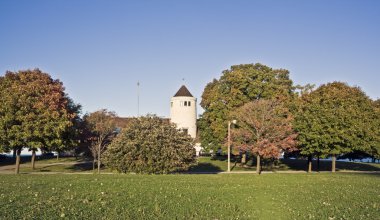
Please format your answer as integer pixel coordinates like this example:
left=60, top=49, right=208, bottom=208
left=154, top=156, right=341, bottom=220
left=228, top=120, right=237, bottom=172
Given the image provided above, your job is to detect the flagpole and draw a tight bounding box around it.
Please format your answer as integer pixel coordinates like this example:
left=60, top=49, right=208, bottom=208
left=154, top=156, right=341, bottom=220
left=137, top=81, right=140, bottom=117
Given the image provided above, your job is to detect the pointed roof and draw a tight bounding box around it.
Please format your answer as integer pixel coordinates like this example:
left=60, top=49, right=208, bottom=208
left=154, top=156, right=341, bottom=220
left=174, top=85, right=193, bottom=97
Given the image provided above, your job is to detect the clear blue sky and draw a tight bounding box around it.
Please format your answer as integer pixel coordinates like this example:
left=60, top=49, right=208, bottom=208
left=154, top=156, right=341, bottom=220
left=1, top=0, right=379, bottom=117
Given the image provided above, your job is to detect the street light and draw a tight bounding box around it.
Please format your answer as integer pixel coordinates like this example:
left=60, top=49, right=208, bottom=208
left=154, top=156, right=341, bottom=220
left=228, top=120, right=237, bottom=172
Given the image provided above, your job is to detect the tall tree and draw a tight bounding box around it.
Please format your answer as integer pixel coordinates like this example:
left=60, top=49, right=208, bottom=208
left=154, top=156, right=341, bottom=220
left=295, top=82, right=375, bottom=172
left=232, top=99, right=297, bottom=174
left=0, top=73, right=17, bottom=155
left=0, top=69, right=78, bottom=173
left=199, top=63, right=295, bottom=152
left=363, top=99, right=380, bottom=162
left=84, top=109, right=117, bottom=174
left=51, top=98, right=82, bottom=160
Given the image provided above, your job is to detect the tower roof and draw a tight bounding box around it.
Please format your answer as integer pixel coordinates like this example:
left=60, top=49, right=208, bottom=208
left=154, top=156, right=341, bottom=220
left=174, top=85, right=193, bottom=97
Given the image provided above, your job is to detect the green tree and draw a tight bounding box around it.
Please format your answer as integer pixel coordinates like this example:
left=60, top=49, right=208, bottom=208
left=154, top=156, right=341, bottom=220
left=199, top=63, right=295, bottom=152
left=363, top=99, right=380, bottom=162
left=295, top=82, right=375, bottom=172
left=232, top=99, right=297, bottom=174
left=84, top=109, right=117, bottom=174
left=52, top=98, right=82, bottom=160
left=103, top=115, right=195, bottom=174
left=0, top=73, right=17, bottom=155
left=0, top=69, right=78, bottom=173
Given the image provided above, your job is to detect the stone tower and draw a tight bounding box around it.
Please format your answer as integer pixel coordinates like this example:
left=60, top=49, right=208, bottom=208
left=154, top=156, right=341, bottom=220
left=170, top=85, right=197, bottom=138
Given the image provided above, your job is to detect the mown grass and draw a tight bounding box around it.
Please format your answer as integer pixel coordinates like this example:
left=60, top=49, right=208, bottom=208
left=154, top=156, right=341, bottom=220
left=0, top=173, right=379, bottom=219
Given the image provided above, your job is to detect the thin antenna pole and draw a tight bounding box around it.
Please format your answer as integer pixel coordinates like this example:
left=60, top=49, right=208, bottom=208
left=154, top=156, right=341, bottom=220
left=137, top=81, right=140, bottom=117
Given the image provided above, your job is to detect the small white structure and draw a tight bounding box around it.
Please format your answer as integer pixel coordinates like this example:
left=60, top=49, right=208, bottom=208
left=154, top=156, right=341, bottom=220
left=170, top=85, right=197, bottom=139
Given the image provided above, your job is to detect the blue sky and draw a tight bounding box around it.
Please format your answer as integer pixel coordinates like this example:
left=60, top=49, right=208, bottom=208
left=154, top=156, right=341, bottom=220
left=1, top=0, right=379, bottom=117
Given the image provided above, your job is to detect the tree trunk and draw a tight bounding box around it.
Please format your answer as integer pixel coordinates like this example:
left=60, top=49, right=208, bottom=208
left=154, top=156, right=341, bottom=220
left=93, top=159, right=96, bottom=172
left=307, top=155, right=312, bottom=173
left=31, top=149, right=36, bottom=170
left=15, top=148, right=21, bottom=174
left=317, top=156, right=320, bottom=172
left=256, top=155, right=261, bottom=174
left=57, top=151, right=59, bottom=161
left=97, top=144, right=101, bottom=174
left=332, top=155, right=336, bottom=173
left=241, top=153, right=246, bottom=164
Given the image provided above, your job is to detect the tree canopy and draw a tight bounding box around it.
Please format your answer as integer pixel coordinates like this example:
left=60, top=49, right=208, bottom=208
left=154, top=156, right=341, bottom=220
left=84, top=109, right=117, bottom=173
left=294, top=82, right=377, bottom=171
left=199, top=63, right=295, bottom=151
left=104, top=115, right=195, bottom=174
left=365, top=99, right=380, bottom=160
left=232, top=99, right=297, bottom=173
left=0, top=69, right=79, bottom=172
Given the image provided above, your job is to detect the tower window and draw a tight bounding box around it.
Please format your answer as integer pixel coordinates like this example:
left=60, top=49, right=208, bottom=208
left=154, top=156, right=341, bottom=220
left=180, top=101, right=184, bottom=106
left=184, top=101, right=188, bottom=106
left=188, top=101, right=191, bottom=106
left=171, top=102, right=173, bottom=107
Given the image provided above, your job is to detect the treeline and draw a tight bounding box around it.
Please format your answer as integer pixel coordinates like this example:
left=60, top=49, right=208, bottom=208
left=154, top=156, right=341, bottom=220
left=1, top=66, right=379, bottom=174
left=0, top=69, right=195, bottom=174
left=199, top=63, right=380, bottom=172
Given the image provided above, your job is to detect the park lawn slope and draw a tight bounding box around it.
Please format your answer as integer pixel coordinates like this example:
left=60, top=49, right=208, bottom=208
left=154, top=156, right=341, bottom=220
left=0, top=173, right=379, bottom=219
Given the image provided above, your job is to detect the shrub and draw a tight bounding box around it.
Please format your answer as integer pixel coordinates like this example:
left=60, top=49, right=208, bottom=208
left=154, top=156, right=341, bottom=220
left=103, top=115, right=195, bottom=174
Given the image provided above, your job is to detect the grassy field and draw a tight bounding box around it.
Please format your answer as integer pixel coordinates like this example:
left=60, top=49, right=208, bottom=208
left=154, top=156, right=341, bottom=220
left=0, top=173, right=379, bottom=219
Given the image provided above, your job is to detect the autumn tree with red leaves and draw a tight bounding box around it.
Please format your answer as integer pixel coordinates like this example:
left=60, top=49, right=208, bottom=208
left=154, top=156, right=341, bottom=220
left=232, top=99, right=297, bottom=174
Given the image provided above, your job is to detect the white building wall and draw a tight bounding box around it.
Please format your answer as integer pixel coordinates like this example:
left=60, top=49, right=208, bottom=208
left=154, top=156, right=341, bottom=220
left=170, top=96, right=197, bottom=138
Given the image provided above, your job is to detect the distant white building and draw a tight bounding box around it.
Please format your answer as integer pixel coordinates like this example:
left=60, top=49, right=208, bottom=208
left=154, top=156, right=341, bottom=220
left=170, top=85, right=197, bottom=139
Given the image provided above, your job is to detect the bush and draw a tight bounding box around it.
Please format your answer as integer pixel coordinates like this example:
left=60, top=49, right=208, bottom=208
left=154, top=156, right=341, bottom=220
left=103, top=115, right=195, bottom=174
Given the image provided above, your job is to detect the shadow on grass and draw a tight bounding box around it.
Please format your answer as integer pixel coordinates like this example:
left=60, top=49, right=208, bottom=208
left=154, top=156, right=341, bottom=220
left=189, top=163, right=224, bottom=173
left=39, top=169, right=52, bottom=172
left=0, top=155, right=85, bottom=167
left=281, top=159, right=380, bottom=172
left=65, top=162, right=94, bottom=172
left=0, top=156, right=32, bottom=166
left=190, top=157, right=380, bottom=173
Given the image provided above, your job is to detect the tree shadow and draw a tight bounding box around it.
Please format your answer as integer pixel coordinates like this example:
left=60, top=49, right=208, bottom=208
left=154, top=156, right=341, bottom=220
left=0, top=156, right=32, bottom=166
left=65, top=162, right=94, bottom=172
left=188, top=162, right=224, bottom=173
left=280, top=158, right=380, bottom=172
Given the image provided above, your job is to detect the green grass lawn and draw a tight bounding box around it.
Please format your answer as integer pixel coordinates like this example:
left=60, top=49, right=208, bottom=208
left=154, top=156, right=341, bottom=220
left=0, top=173, right=378, bottom=219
